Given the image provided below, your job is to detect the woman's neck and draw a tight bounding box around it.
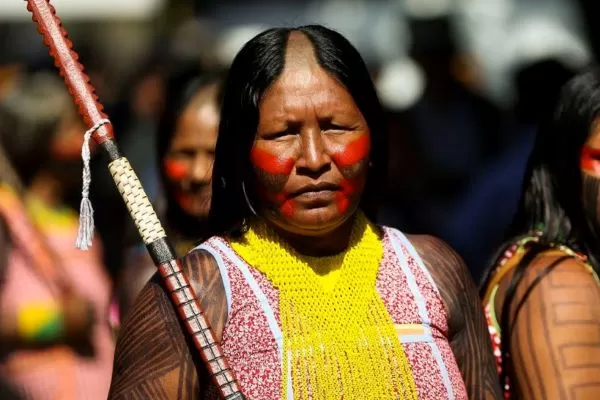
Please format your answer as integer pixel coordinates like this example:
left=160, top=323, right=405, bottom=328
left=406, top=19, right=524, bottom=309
left=271, top=215, right=356, bottom=257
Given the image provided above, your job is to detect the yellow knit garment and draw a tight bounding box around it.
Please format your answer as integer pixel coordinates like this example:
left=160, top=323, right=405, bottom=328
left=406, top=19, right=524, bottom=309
left=229, top=213, right=418, bottom=400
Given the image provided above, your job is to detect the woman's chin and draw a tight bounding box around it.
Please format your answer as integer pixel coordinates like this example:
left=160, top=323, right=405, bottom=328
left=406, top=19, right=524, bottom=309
left=272, top=204, right=356, bottom=237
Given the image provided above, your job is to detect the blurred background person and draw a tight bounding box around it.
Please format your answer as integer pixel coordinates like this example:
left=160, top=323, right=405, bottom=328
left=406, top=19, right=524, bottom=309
left=117, top=67, right=224, bottom=318
left=481, top=69, right=600, bottom=400
left=0, top=71, right=114, bottom=399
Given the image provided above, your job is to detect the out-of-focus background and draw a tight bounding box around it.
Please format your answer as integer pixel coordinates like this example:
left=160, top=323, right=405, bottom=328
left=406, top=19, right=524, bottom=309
left=1, top=0, right=596, bottom=285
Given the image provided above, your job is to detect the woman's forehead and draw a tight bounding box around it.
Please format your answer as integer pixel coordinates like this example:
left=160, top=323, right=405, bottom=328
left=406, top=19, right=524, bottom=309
left=259, top=65, right=360, bottom=122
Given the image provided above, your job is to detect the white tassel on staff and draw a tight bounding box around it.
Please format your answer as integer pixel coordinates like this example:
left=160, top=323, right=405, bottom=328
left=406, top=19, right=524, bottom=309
left=75, top=118, right=110, bottom=250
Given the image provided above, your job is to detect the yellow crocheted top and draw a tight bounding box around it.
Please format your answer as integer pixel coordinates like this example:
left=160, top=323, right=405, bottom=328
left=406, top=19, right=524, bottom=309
left=229, top=213, right=417, bottom=400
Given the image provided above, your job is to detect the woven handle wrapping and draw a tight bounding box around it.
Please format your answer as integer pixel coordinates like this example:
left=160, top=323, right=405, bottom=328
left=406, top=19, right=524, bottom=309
left=25, top=1, right=244, bottom=398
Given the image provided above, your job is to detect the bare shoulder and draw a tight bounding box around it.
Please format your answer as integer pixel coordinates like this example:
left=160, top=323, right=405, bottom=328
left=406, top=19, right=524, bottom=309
left=403, top=234, right=502, bottom=399
left=405, top=234, right=475, bottom=331
left=109, top=248, right=228, bottom=399
left=501, top=250, right=600, bottom=399
left=181, top=248, right=228, bottom=341
left=109, top=274, right=202, bottom=399
left=406, top=234, right=472, bottom=294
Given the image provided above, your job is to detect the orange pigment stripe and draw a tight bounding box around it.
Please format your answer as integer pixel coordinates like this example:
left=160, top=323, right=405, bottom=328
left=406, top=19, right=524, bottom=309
left=394, top=323, right=426, bottom=337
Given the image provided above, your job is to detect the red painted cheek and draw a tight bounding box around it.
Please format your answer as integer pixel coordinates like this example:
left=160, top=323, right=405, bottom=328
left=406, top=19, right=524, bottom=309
left=331, top=134, right=370, bottom=168
left=175, top=192, right=194, bottom=210
left=336, top=177, right=363, bottom=214
left=258, top=185, right=296, bottom=218
left=581, top=146, right=600, bottom=174
left=164, top=160, right=189, bottom=181
left=250, top=147, right=295, bottom=175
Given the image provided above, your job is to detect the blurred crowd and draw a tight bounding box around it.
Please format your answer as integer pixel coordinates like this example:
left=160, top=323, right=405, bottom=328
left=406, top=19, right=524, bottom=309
left=0, top=0, right=598, bottom=398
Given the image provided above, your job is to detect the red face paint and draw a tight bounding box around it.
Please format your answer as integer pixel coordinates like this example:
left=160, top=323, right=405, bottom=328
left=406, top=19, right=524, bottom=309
left=175, top=192, right=194, bottom=210
left=330, top=134, right=370, bottom=214
left=256, top=184, right=296, bottom=218
left=277, top=193, right=296, bottom=218
left=164, top=159, right=189, bottom=181
left=336, top=177, right=364, bottom=214
left=331, top=134, right=370, bottom=168
left=250, top=147, right=295, bottom=175
left=581, top=146, right=600, bottom=174
left=251, top=147, right=297, bottom=217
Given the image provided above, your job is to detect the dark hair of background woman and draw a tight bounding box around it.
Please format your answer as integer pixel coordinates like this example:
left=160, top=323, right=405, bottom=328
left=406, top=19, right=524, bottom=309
left=156, top=66, right=225, bottom=237
left=480, top=67, right=600, bottom=387
left=209, top=25, right=388, bottom=237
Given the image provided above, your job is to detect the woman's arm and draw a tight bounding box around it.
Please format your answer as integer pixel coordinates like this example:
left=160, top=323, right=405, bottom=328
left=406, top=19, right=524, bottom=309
left=501, top=254, right=600, bottom=399
left=108, top=249, right=227, bottom=399
left=411, top=235, right=502, bottom=400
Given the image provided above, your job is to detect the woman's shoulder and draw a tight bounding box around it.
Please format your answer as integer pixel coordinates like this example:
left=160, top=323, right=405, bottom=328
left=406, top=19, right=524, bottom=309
left=181, top=240, right=228, bottom=340
left=490, top=241, right=596, bottom=297
left=514, top=247, right=598, bottom=289
left=384, top=231, right=474, bottom=295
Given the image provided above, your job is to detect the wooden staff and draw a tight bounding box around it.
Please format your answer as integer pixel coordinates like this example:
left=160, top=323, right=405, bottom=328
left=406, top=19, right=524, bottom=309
left=24, top=1, right=243, bottom=398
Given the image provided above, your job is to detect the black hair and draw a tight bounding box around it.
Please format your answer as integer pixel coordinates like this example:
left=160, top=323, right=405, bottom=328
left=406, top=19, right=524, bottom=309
left=156, top=66, right=225, bottom=236
left=480, top=67, right=600, bottom=388
left=209, top=25, right=388, bottom=237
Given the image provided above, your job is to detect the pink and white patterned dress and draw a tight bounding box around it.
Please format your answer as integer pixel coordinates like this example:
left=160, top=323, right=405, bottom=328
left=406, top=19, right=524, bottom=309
left=196, top=227, right=467, bottom=399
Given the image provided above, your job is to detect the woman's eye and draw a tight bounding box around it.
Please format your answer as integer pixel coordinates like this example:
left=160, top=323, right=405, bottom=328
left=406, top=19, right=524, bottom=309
left=321, top=121, right=353, bottom=134
left=263, top=130, right=294, bottom=140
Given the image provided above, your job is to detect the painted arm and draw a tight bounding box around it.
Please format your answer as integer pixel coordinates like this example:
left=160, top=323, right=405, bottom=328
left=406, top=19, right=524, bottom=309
left=412, top=235, right=502, bottom=400
left=502, top=255, right=600, bottom=399
left=109, top=250, right=227, bottom=399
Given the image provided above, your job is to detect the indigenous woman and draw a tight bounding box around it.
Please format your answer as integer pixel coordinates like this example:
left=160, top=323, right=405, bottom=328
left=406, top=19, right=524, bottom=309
left=0, top=72, right=114, bottom=399
left=110, top=26, right=500, bottom=399
left=117, top=69, right=224, bottom=317
left=482, top=69, right=600, bottom=399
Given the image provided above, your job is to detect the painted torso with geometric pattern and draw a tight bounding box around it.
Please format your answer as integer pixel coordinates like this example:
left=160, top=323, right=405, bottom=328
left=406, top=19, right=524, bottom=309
left=196, top=227, right=468, bottom=399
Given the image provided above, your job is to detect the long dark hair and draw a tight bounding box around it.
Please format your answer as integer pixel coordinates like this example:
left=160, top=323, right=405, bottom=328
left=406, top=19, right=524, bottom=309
left=209, top=25, right=388, bottom=237
left=156, top=66, right=225, bottom=237
left=481, top=68, right=600, bottom=387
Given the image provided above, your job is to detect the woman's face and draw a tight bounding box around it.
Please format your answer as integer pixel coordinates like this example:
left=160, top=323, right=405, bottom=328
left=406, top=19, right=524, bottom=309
left=163, top=87, right=219, bottom=218
left=250, top=37, right=371, bottom=237
left=580, top=119, right=600, bottom=229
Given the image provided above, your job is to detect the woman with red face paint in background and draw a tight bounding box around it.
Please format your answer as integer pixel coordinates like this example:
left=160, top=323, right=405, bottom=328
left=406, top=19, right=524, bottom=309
left=481, top=69, right=600, bottom=399
left=116, top=68, right=224, bottom=318
left=110, top=26, right=500, bottom=400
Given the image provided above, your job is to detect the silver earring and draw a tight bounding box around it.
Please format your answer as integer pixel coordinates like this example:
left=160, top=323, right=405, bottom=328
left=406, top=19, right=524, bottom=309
left=242, top=181, right=258, bottom=216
